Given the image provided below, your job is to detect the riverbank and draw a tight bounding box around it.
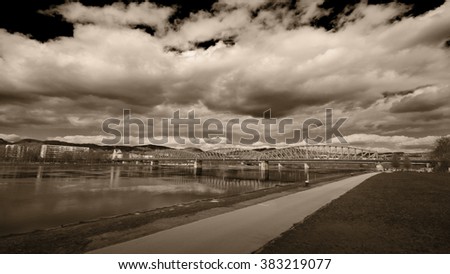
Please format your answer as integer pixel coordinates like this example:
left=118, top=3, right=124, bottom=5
left=259, top=172, right=450, bottom=253
left=0, top=171, right=365, bottom=253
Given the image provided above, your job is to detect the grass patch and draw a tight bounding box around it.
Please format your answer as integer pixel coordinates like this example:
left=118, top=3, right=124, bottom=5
left=260, top=172, right=450, bottom=253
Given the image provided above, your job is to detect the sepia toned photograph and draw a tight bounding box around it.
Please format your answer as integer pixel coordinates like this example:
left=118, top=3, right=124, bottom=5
left=0, top=0, right=449, bottom=258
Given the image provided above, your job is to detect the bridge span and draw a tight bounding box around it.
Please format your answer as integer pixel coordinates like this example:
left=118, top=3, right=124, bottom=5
left=112, top=144, right=400, bottom=167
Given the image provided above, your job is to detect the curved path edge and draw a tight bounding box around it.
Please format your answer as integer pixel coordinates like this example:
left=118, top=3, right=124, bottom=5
left=91, top=172, right=378, bottom=254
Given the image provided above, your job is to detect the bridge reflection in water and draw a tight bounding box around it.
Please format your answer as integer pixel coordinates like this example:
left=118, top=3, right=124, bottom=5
left=108, top=164, right=350, bottom=192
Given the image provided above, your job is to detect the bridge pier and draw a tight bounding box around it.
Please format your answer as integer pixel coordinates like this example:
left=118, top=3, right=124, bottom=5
left=193, top=160, right=203, bottom=169
left=259, top=161, right=269, bottom=171
left=304, top=163, right=310, bottom=186
left=150, top=160, right=159, bottom=166
left=193, top=160, right=202, bottom=175
left=260, top=169, right=269, bottom=181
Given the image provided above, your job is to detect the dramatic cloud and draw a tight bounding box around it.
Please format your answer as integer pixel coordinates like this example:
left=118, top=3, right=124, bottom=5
left=46, top=2, right=174, bottom=33
left=337, top=133, right=450, bottom=152
left=214, top=0, right=270, bottom=11
left=389, top=85, right=450, bottom=113
left=0, top=0, right=449, bottom=151
left=296, top=0, right=328, bottom=24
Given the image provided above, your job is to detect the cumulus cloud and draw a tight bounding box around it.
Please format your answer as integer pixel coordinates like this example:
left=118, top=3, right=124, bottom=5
left=389, top=85, right=450, bottom=113
left=214, top=0, right=270, bottom=11
left=45, top=2, right=174, bottom=33
left=335, top=133, right=450, bottom=152
left=32, top=132, right=450, bottom=153
left=0, top=0, right=449, bottom=151
left=296, top=0, right=329, bottom=24
left=164, top=8, right=251, bottom=47
left=0, top=133, right=23, bottom=142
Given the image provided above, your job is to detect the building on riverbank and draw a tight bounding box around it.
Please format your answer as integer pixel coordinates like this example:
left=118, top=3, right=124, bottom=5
left=112, top=149, right=123, bottom=160
left=39, top=144, right=90, bottom=159
left=4, top=145, right=29, bottom=159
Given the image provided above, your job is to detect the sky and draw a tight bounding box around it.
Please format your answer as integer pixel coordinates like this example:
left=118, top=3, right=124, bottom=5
left=0, top=0, right=449, bottom=152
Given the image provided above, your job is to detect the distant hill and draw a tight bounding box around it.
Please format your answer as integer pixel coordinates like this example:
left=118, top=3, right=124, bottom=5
left=0, top=138, right=9, bottom=145
left=182, top=147, right=204, bottom=153
left=134, top=144, right=172, bottom=150
left=13, top=138, right=41, bottom=144
left=43, top=140, right=108, bottom=149
left=12, top=138, right=42, bottom=146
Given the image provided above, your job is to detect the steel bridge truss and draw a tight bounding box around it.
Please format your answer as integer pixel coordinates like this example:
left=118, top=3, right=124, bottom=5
left=128, top=145, right=383, bottom=161
left=259, top=145, right=380, bottom=161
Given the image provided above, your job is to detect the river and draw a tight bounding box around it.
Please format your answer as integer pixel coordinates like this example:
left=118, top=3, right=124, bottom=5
left=0, top=164, right=352, bottom=236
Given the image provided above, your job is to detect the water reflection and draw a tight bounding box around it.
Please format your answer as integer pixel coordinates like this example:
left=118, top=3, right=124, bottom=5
left=0, top=164, right=345, bottom=236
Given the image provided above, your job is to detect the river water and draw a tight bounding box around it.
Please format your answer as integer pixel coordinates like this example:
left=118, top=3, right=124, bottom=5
left=0, top=164, right=350, bottom=236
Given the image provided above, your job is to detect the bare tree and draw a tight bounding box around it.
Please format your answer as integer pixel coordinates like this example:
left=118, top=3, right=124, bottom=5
left=432, top=136, right=450, bottom=172
left=391, top=153, right=400, bottom=170
left=403, top=155, right=411, bottom=171
left=0, top=145, right=5, bottom=160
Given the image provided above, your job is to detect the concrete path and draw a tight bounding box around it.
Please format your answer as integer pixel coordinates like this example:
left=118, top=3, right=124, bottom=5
left=91, top=172, right=377, bottom=254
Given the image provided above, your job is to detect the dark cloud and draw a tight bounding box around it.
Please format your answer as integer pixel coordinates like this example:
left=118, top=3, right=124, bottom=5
left=389, top=86, right=450, bottom=113
left=204, top=87, right=330, bottom=117
left=390, top=96, right=447, bottom=113
left=0, top=108, right=66, bottom=128
left=0, top=0, right=445, bottom=42
left=382, top=86, right=426, bottom=98
left=0, top=0, right=449, bottom=151
left=0, top=91, right=40, bottom=104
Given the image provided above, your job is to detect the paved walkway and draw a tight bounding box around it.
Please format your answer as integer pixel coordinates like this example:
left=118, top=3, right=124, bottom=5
left=91, top=172, right=377, bottom=254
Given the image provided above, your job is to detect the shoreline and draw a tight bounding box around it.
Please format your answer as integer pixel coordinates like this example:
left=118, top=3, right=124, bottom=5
left=0, top=171, right=368, bottom=253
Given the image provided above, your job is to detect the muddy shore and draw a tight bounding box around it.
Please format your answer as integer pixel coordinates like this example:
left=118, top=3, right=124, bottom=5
left=0, top=172, right=365, bottom=253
